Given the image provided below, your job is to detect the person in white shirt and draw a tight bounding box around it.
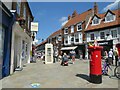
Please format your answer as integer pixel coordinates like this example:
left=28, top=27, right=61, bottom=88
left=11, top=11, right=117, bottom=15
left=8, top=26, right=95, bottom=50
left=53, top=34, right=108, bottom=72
left=108, top=49, right=113, bottom=65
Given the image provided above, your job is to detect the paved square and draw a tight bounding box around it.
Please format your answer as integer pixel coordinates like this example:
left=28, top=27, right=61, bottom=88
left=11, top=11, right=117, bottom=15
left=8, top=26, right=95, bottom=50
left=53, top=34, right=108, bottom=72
left=1, top=59, right=119, bottom=88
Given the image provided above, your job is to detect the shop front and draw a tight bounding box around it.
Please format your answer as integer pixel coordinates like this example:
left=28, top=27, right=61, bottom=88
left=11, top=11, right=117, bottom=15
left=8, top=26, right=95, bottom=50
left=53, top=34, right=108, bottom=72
left=10, top=22, right=31, bottom=74
left=0, top=2, right=14, bottom=79
left=76, top=45, right=85, bottom=59
left=97, top=40, right=113, bottom=57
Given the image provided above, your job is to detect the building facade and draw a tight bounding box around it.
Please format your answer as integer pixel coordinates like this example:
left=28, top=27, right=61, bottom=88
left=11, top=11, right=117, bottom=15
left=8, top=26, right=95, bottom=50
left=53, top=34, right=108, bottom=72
left=0, top=1, right=15, bottom=79
left=47, top=29, right=62, bottom=55
left=0, top=0, right=34, bottom=79
left=10, top=0, right=34, bottom=74
left=60, top=3, right=97, bottom=58
left=85, top=9, right=120, bottom=59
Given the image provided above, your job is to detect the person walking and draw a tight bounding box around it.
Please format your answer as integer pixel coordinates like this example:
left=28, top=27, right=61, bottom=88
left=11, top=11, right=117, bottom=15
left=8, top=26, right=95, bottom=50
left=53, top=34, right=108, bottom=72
left=71, top=50, right=76, bottom=64
left=108, top=49, right=113, bottom=65
left=79, top=50, right=83, bottom=60
left=108, top=49, right=114, bottom=78
left=114, top=48, right=119, bottom=66
left=104, top=50, right=108, bottom=61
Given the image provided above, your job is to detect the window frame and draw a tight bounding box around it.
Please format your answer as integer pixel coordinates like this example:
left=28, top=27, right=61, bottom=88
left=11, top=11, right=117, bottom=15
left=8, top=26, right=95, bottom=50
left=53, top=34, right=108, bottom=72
left=90, top=33, right=95, bottom=41
left=111, top=29, right=117, bottom=38
left=64, top=28, right=68, bottom=34
left=71, top=25, right=74, bottom=33
left=74, top=33, right=79, bottom=43
left=64, top=35, right=68, bottom=45
left=16, top=0, right=21, bottom=15
left=100, top=31, right=105, bottom=40
left=105, top=13, right=115, bottom=23
left=92, top=16, right=100, bottom=25
left=77, top=23, right=82, bottom=31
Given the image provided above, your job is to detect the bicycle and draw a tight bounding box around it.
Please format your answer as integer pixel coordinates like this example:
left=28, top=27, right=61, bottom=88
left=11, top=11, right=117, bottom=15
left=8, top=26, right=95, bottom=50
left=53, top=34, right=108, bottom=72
left=114, top=58, right=120, bottom=79
left=102, top=57, right=120, bottom=79
left=102, top=59, right=112, bottom=75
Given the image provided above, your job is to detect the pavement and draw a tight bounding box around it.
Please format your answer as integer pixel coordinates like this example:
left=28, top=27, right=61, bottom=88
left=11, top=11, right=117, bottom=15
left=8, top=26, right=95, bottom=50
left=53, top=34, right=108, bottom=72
left=1, top=59, right=119, bottom=88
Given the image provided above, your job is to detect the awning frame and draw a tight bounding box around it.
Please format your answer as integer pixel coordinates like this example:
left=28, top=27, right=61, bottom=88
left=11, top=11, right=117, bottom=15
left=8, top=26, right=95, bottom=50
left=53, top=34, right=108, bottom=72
left=61, top=46, right=78, bottom=50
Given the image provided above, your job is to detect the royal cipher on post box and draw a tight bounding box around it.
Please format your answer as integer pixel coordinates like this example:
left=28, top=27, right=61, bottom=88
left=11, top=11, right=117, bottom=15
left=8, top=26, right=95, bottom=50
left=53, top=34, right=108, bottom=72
left=88, top=46, right=103, bottom=84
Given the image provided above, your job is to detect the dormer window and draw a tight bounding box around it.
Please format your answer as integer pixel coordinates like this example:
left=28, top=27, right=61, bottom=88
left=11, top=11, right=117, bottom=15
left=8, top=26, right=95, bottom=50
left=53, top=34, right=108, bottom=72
left=93, top=19, right=99, bottom=24
left=77, top=23, right=82, bottom=31
left=105, top=12, right=115, bottom=22
left=64, top=28, right=68, bottom=34
left=92, top=16, right=100, bottom=25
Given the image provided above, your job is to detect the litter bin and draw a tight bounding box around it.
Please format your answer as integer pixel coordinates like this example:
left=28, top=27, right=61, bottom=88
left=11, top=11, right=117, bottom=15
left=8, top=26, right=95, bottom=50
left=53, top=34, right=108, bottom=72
left=88, top=46, right=103, bottom=84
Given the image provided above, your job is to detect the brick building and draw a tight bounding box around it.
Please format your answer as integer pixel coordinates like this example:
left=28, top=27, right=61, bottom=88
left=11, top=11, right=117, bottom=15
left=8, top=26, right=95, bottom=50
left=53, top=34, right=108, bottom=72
left=85, top=9, right=120, bottom=59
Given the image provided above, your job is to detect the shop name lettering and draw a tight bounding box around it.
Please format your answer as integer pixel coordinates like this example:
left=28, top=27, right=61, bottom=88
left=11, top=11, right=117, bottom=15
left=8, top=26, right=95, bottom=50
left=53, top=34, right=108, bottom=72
left=98, top=42, right=108, bottom=45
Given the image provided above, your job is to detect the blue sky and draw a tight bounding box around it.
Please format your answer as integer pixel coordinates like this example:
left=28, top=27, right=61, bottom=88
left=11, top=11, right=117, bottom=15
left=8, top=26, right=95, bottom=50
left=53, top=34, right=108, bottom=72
left=28, top=2, right=114, bottom=44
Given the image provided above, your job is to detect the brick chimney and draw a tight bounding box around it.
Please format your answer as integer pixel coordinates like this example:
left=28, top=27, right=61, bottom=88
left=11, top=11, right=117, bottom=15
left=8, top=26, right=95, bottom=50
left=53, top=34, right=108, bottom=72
left=94, top=2, right=98, bottom=14
left=72, top=10, right=78, bottom=18
left=68, top=15, right=71, bottom=20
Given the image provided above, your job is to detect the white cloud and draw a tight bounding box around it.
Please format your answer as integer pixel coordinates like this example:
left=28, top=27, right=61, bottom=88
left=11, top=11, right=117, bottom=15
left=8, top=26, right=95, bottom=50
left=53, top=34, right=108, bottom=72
left=61, top=20, right=68, bottom=26
left=59, top=17, right=68, bottom=26
left=102, top=0, right=120, bottom=12
left=59, top=17, right=67, bottom=22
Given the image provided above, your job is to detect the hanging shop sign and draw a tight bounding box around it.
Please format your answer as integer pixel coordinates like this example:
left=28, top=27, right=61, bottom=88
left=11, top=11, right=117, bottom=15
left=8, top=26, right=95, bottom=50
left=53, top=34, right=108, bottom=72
left=31, top=22, right=39, bottom=32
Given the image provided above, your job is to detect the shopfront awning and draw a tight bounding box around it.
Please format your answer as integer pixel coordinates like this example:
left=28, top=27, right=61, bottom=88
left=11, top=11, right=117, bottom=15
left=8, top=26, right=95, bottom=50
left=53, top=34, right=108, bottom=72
left=61, top=46, right=78, bottom=50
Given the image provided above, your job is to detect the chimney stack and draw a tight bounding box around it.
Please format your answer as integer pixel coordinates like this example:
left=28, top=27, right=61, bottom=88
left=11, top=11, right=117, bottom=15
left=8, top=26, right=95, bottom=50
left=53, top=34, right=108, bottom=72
left=72, top=10, right=78, bottom=18
left=68, top=15, right=71, bottom=20
left=94, top=2, right=98, bottom=14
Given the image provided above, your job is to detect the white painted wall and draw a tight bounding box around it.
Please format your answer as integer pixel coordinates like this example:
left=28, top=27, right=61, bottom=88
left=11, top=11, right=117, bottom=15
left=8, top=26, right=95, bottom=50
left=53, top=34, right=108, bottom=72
left=10, top=22, right=32, bottom=74
left=86, top=27, right=119, bottom=42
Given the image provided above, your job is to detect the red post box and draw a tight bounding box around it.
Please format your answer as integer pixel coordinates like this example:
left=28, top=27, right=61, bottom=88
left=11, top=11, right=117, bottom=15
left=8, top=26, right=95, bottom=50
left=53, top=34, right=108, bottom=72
left=88, top=46, right=103, bottom=84
left=116, top=43, right=120, bottom=56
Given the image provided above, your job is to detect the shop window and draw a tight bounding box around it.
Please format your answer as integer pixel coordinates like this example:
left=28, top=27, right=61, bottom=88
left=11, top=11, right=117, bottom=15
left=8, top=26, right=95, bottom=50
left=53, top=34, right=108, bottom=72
left=111, top=30, right=117, bottom=38
left=22, top=40, right=25, bottom=59
left=16, top=0, right=21, bottom=15
left=90, top=33, right=94, bottom=40
left=100, top=32, right=105, bottom=39
left=28, top=16, right=30, bottom=29
left=23, top=4, right=26, bottom=20
left=25, top=43, right=28, bottom=57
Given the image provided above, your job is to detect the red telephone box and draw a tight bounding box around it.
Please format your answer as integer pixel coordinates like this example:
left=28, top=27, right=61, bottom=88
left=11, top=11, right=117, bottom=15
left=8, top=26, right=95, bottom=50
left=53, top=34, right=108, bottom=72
left=116, top=43, right=120, bottom=56
left=88, top=46, right=103, bottom=84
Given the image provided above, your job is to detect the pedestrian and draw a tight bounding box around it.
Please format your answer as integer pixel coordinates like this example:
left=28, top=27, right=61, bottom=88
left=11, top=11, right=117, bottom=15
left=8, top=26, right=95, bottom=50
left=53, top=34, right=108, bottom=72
left=61, top=53, right=69, bottom=66
left=104, top=50, right=108, bottom=60
left=108, top=49, right=113, bottom=65
left=108, top=49, right=114, bottom=78
left=113, top=48, right=119, bottom=66
left=54, top=50, right=58, bottom=63
left=71, top=50, right=76, bottom=64
left=79, top=50, right=83, bottom=60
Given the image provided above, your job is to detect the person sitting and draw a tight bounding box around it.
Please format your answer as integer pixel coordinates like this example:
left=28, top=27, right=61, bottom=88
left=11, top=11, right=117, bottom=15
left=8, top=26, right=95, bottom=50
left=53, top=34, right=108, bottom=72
left=61, top=53, right=69, bottom=66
